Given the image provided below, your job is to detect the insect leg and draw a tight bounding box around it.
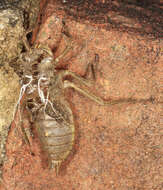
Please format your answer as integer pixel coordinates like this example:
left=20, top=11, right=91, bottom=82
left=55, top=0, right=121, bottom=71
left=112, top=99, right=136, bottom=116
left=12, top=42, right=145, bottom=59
left=13, top=76, right=34, bottom=147
left=20, top=122, right=31, bottom=146
left=63, top=80, right=159, bottom=105
left=63, top=80, right=112, bottom=106
left=22, top=29, right=34, bottom=51
left=58, top=54, right=100, bottom=87
left=17, top=104, right=32, bottom=146
left=14, top=97, right=33, bottom=148
left=59, top=70, right=93, bottom=87
left=84, top=53, right=99, bottom=81
left=54, top=43, right=72, bottom=65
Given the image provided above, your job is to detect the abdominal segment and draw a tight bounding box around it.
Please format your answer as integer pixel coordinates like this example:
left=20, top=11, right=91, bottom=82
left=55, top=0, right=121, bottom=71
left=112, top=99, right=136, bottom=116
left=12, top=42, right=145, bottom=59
left=35, top=111, right=75, bottom=172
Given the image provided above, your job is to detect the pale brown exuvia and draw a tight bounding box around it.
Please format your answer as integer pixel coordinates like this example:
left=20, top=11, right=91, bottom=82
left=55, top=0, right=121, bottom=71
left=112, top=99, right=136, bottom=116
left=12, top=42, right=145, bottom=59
left=12, top=26, right=159, bottom=175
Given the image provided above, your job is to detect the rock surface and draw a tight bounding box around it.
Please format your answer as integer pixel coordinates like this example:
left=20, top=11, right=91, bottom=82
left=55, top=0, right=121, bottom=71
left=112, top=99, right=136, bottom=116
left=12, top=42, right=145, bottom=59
left=0, top=1, right=40, bottom=187
left=1, top=1, right=163, bottom=190
left=0, top=8, right=23, bottom=181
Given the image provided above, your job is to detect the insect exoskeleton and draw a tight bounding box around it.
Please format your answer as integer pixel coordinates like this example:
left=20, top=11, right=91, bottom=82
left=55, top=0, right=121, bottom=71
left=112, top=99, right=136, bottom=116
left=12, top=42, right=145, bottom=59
left=34, top=103, right=75, bottom=174
left=16, top=28, right=148, bottom=176
left=23, top=48, right=76, bottom=174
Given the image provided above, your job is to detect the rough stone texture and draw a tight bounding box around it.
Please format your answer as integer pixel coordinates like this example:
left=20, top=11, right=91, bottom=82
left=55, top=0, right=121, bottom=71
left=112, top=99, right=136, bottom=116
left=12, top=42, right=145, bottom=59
left=0, top=8, right=23, bottom=182
left=1, top=0, right=163, bottom=190
left=0, top=64, right=20, bottom=182
left=0, top=8, right=24, bottom=60
left=0, top=1, right=40, bottom=187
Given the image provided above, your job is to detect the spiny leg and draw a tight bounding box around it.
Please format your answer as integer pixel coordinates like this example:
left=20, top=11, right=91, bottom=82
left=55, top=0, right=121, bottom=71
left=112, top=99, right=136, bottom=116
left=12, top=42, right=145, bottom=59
left=63, top=80, right=153, bottom=106
left=63, top=80, right=111, bottom=106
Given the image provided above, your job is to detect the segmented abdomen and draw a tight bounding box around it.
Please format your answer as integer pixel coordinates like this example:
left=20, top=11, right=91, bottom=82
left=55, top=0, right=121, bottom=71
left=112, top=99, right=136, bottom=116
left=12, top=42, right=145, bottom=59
left=35, top=108, right=75, bottom=173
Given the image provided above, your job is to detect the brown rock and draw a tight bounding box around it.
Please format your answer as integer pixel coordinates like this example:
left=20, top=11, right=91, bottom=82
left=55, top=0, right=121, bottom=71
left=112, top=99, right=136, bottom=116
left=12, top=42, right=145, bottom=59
left=2, top=1, right=162, bottom=190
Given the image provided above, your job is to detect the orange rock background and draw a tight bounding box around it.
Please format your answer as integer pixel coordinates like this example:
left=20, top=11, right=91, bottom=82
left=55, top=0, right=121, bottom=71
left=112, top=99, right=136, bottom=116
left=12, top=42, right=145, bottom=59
left=1, top=1, right=162, bottom=190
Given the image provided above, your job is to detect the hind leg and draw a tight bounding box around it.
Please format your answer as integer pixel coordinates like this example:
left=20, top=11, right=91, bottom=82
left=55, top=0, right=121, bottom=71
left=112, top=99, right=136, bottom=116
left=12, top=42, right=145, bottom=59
left=62, top=80, right=145, bottom=106
left=63, top=80, right=108, bottom=105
